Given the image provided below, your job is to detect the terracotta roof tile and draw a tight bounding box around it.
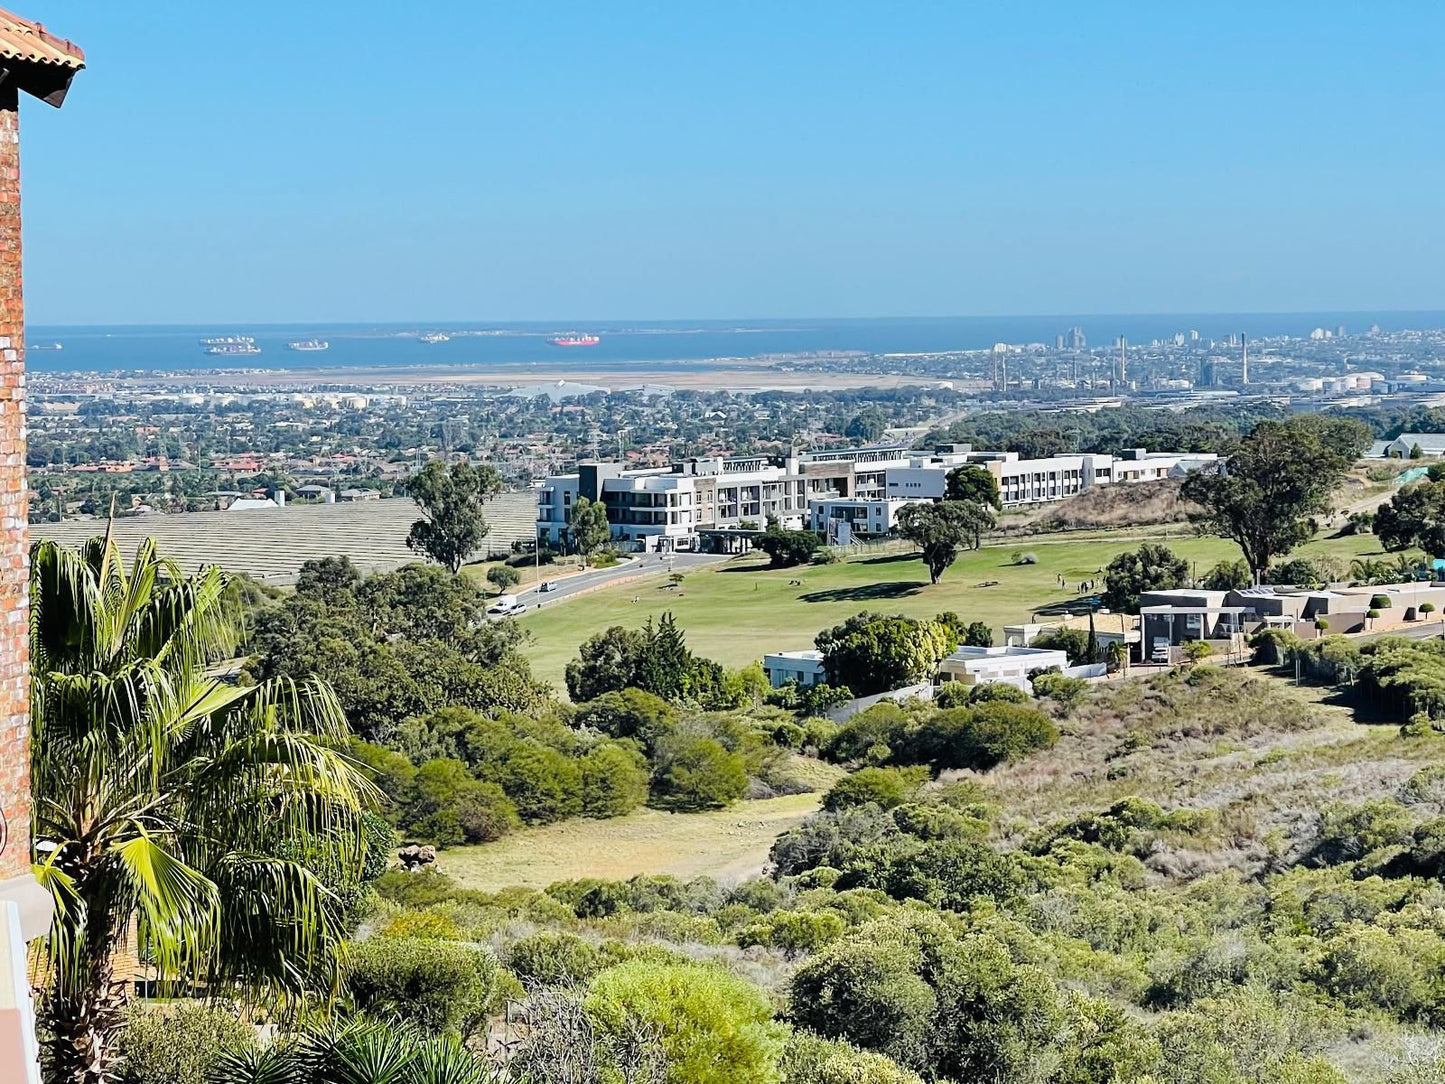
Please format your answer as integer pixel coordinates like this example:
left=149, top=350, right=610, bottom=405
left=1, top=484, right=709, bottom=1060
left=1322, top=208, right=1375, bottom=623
left=0, top=7, right=83, bottom=69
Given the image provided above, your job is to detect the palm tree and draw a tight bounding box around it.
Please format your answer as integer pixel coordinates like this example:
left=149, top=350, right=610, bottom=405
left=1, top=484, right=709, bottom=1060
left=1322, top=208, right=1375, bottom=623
left=29, top=536, right=378, bottom=1084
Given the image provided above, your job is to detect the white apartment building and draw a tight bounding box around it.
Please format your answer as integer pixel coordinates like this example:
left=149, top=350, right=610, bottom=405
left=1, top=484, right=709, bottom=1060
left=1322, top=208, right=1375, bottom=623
left=538, top=443, right=1221, bottom=548
left=809, top=496, right=918, bottom=538
left=883, top=446, right=1218, bottom=509
left=935, top=645, right=1072, bottom=690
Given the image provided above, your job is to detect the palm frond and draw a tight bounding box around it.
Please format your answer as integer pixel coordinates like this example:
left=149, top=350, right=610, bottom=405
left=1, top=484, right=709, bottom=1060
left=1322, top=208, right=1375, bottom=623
left=114, top=830, right=220, bottom=982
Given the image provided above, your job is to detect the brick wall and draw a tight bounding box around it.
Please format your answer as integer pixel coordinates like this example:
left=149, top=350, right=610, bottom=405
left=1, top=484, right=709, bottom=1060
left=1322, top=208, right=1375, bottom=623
left=0, top=90, right=29, bottom=881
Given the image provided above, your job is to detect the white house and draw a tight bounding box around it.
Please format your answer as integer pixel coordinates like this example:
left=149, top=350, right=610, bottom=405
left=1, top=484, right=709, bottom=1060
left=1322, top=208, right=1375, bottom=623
left=1384, top=433, right=1445, bottom=458
left=762, top=650, right=827, bottom=688
left=935, top=645, right=1071, bottom=691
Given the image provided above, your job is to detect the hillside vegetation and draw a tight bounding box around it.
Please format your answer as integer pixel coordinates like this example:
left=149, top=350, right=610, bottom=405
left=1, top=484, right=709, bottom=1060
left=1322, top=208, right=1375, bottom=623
left=370, top=666, right=1445, bottom=1082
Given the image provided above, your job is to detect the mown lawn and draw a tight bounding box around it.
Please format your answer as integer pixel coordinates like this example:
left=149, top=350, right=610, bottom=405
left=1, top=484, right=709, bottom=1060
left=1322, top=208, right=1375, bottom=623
left=518, top=528, right=1399, bottom=691
left=440, top=791, right=826, bottom=891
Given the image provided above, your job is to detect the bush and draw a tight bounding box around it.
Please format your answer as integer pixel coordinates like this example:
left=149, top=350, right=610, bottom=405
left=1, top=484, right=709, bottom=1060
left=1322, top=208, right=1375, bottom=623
left=780, top=1032, right=927, bottom=1084
left=1182, top=640, right=1214, bottom=663
left=1312, top=923, right=1445, bottom=1023
left=822, top=767, right=926, bottom=812
left=579, top=742, right=650, bottom=817
left=736, top=909, right=847, bottom=958
left=1371, top=594, right=1393, bottom=610
left=117, top=1002, right=255, bottom=1084
left=574, top=688, right=677, bottom=750
left=507, top=930, right=606, bottom=987
left=1015, top=552, right=1039, bottom=565
left=346, top=936, right=503, bottom=1038
left=1030, top=671, right=1090, bottom=709
left=967, top=682, right=1031, bottom=705
left=585, top=960, right=788, bottom=1084
left=650, top=733, right=749, bottom=811
left=402, top=758, right=520, bottom=846
left=825, top=703, right=910, bottom=763
left=913, top=701, right=1058, bottom=772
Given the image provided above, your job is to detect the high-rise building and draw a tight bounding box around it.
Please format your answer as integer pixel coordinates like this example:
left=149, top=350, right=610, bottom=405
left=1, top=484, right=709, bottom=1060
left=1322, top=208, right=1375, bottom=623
left=1055, top=333, right=1065, bottom=350
left=1189, top=329, right=1200, bottom=342
left=1337, top=324, right=1347, bottom=339
left=1067, top=325, right=1087, bottom=350
left=1199, top=357, right=1216, bottom=387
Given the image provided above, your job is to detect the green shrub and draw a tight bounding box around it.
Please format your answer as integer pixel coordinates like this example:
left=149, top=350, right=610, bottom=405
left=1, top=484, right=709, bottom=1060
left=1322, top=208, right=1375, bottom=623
left=1313, top=923, right=1445, bottom=1022
left=117, top=1002, right=255, bottom=1084
left=650, top=733, right=749, bottom=811
left=780, top=1032, right=926, bottom=1084
left=378, top=908, right=464, bottom=941
left=822, top=767, right=926, bottom=812
left=402, top=759, right=520, bottom=847
left=574, top=688, right=677, bottom=749
left=579, top=742, right=650, bottom=817
left=1030, top=671, right=1090, bottom=709
left=967, top=682, right=1032, bottom=705
left=507, top=930, right=606, bottom=987
left=1371, top=594, right=1393, bottom=609
left=346, top=936, right=502, bottom=1038
left=585, top=960, right=788, bottom=1084
left=735, top=909, right=846, bottom=957
left=1182, top=640, right=1214, bottom=663
left=825, top=703, right=910, bottom=763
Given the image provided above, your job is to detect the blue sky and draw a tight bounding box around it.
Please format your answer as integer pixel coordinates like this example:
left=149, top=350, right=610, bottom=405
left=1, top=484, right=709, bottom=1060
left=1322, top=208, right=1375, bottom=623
left=17, top=2, right=1445, bottom=324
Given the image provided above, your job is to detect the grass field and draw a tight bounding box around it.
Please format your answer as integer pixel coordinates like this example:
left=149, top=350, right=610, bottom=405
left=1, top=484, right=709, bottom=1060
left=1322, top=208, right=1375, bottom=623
left=517, top=527, right=1401, bottom=690
left=439, top=790, right=826, bottom=891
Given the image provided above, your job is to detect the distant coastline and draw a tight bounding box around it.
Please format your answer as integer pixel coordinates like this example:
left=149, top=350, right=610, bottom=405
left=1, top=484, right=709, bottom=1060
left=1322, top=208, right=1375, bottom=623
left=24, top=312, right=1445, bottom=379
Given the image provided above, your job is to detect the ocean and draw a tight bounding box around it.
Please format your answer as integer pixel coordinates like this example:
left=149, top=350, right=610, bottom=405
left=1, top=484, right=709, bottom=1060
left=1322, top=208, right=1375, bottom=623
left=25, top=312, right=1445, bottom=377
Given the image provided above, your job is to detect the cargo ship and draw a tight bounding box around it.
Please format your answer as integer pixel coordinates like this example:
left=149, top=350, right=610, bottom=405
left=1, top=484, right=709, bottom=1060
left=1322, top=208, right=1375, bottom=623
left=548, top=333, right=601, bottom=347
left=206, top=342, right=262, bottom=356
left=199, top=335, right=254, bottom=347
left=287, top=338, right=330, bottom=352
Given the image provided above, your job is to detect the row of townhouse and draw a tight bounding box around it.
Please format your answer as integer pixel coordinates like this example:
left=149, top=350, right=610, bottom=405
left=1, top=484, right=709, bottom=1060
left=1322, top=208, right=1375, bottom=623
left=536, top=443, right=1220, bottom=551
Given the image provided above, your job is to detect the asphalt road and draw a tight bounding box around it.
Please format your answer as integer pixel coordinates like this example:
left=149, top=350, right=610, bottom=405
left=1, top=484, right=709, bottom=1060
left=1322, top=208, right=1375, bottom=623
left=507, top=552, right=731, bottom=614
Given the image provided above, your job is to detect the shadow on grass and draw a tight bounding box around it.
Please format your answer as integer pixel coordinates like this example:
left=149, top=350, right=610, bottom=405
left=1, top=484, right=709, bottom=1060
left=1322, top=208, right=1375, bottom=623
left=1314, top=684, right=1409, bottom=726
left=799, top=581, right=927, bottom=603
left=1030, top=596, right=1104, bottom=617
left=715, top=561, right=776, bottom=573
left=855, top=553, right=919, bottom=567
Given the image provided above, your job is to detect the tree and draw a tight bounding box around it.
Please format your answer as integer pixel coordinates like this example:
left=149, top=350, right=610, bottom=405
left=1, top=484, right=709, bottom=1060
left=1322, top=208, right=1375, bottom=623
left=757, top=524, right=823, bottom=568
left=1202, top=558, right=1252, bottom=591
left=405, top=459, right=504, bottom=572
left=962, top=620, right=993, bottom=647
left=486, top=564, right=521, bottom=593
left=29, top=538, right=377, bottom=1083
left=566, top=626, right=647, bottom=702
left=944, top=464, right=1002, bottom=509
left=896, top=501, right=996, bottom=585
left=845, top=407, right=886, bottom=443
left=816, top=612, right=955, bottom=696
left=1374, top=480, right=1445, bottom=556
left=1101, top=542, right=1189, bottom=613
left=569, top=496, right=613, bottom=563
left=1181, top=418, right=1368, bottom=581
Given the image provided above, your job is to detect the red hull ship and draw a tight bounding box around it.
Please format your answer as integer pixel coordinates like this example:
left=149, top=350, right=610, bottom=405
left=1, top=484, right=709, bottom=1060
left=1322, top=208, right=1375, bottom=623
left=548, top=334, right=600, bottom=347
